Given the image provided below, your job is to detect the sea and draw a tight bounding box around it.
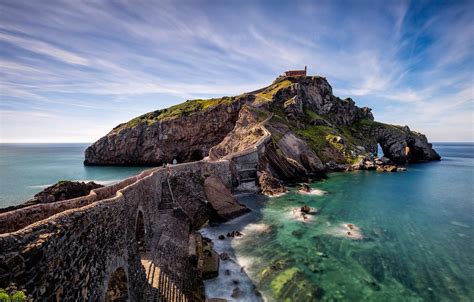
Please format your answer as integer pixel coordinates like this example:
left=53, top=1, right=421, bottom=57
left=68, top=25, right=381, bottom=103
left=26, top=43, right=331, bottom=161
left=0, top=143, right=148, bottom=207
left=0, top=143, right=472, bottom=301
left=201, top=143, right=474, bottom=301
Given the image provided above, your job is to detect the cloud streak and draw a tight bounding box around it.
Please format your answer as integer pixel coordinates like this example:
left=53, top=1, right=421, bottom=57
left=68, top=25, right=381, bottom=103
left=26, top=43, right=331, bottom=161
left=0, top=0, right=472, bottom=142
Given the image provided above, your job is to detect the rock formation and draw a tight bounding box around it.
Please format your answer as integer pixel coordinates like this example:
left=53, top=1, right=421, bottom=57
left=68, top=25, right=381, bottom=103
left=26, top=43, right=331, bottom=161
left=84, top=96, right=249, bottom=165
left=0, top=181, right=103, bottom=213
left=31, top=181, right=103, bottom=203
left=84, top=75, right=440, bottom=192
left=257, top=171, right=287, bottom=196
left=203, top=176, right=250, bottom=221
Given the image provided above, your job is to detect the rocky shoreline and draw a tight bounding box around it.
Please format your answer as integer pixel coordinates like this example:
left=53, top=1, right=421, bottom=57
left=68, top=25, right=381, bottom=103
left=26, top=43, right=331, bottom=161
left=0, top=180, right=103, bottom=213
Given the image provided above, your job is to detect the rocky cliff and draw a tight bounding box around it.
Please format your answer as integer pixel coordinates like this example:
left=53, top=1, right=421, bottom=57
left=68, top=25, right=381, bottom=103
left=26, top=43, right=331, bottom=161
left=84, top=96, right=249, bottom=165
left=85, top=75, right=440, bottom=184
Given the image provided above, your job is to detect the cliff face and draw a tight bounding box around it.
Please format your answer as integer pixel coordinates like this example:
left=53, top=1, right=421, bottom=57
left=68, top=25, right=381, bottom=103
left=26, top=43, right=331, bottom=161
left=84, top=96, right=248, bottom=165
left=85, top=76, right=440, bottom=178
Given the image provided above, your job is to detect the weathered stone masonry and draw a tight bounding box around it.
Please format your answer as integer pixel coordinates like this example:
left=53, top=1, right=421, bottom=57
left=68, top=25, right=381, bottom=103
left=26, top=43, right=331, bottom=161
left=0, top=114, right=271, bottom=301
left=0, top=160, right=232, bottom=301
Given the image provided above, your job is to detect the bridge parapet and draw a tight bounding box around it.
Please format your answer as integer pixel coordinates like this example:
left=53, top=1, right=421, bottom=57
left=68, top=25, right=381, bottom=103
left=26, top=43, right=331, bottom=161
left=0, top=160, right=232, bottom=301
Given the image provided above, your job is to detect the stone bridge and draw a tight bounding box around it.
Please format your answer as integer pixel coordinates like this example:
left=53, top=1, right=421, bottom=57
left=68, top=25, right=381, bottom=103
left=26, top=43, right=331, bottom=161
left=0, top=161, right=232, bottom=301
left=0, top=117, right=273, bottom=301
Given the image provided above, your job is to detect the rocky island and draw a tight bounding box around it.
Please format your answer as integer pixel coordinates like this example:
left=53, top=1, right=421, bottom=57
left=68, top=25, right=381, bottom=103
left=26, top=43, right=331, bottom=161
left=0, top=74, right=440, bottom=301
left=85, top=75, right=439, bottom=193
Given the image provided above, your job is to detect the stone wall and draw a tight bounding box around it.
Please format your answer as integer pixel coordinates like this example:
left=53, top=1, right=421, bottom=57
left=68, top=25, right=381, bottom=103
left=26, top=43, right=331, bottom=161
left=0, top=160, right=232, bottom=301
left=0, top=168, right=158, bottom=234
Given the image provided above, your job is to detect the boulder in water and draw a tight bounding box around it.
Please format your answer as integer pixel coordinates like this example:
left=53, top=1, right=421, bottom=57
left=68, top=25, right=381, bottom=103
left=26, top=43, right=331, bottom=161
left=297, top=183, right=311, bottom=193
left=220, top=252, right=230, bottom=261
left=301, top=205, right=311, bottom=214
left=231, top=287, right=242, bottom=299
left=258, top=170, right=287, bottom=196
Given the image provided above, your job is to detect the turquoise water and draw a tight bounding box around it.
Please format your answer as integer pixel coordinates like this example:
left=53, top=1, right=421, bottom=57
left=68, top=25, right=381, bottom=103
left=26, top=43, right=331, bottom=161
left=0, top=143, right=149, bottom=207
left=203, top=143, right=474, bottom=301
left=1, top=143, right=472, bottom=300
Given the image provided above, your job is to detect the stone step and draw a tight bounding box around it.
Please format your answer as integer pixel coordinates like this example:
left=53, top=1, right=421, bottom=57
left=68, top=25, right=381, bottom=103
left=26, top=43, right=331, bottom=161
left=240, top=178, right=256, bottom=183
left=238, top=164, right=258, bottom=170
left=237, top=168, right=257, bottom=173
left=238, top=170, right=257, bottom=179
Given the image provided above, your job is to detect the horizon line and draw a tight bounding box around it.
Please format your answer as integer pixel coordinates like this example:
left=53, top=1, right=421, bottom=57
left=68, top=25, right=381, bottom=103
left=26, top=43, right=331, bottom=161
left=1, top=141, right=473, bottom=144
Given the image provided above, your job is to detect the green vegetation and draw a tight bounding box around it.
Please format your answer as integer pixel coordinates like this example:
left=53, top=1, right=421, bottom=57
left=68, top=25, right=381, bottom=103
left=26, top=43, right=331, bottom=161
left=254, top=80, right=292, bottom=104
left=270, top=267, right=299, bottom=296
left=113, top=96, right=235, bottom=132
left=297, top=107, right=370, bottom=163
left=302, top=107, right=324, bottom=121
left=294, top=125, right=333, bottom=152
left=336, top=125, right=362, bottom=146
left=0, top=288, right=27, bottom=302
left=248, top=106, right=271, bottom=122
left=270, top=130, right=283, bottom=144
left=294, top=125, right=336, bottom=162
left=354, top=119, right=406, bottom=136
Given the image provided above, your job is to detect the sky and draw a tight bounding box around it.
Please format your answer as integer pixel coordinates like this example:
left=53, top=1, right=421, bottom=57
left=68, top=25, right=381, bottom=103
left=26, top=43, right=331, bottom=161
left=0, top=0, right=472, bottom=143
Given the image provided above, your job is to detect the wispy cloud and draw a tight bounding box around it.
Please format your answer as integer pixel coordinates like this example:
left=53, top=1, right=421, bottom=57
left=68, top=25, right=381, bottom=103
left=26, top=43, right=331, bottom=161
left=0, top=0, right=472, bottom=142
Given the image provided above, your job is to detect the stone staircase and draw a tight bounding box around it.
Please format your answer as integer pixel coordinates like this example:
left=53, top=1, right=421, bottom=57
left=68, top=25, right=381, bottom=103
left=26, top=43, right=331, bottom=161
left=158, top=180, right=175, bottom=214
left=233, top=151, right=260, bottom=193
left=141, top=255, right=189, bottom=302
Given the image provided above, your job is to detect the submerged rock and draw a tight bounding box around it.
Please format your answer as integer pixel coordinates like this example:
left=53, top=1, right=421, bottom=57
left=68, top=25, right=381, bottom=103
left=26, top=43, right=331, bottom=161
left=231, top=287, right=242, bottom=299
left=226, top=231, right=243, bottom=238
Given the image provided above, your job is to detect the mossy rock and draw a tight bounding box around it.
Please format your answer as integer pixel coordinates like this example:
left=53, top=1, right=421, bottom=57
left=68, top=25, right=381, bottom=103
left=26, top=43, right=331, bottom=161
left=113, top=97, right=235, bottom=132
left=270, top=267, right=299, bottom=296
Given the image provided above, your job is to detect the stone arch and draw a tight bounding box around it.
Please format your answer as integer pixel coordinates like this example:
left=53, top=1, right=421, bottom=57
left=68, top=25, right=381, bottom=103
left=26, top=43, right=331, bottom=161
left=377, top=142, right=385, bottom=157
left=135, top=209, right=146, bottom=252
left=105, top=267, right=129, bottom=302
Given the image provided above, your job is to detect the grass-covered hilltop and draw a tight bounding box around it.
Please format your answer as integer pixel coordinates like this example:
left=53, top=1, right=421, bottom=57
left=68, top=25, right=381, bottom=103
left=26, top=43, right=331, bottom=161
left=85, top=75, right=440, bottom=189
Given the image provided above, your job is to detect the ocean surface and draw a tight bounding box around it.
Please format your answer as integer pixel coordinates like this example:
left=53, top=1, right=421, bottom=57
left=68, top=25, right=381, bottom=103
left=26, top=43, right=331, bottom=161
left=202, top=143, right=474, bottom=301
left=0, top=143, right=472, bottom=301
left=0, top=143, right=149, bottom=207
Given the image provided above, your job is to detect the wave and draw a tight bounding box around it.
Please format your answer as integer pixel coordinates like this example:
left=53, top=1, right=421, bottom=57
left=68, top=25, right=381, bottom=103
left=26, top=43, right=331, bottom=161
left=267, top=191, right=288, bottom=198
left=241, top=223, right=272, bottom=234
left=282, top=207, right=317, bottom=222
left=326, top=223, right=364, bottom=240
left=298, top=188, right=328, bottom=196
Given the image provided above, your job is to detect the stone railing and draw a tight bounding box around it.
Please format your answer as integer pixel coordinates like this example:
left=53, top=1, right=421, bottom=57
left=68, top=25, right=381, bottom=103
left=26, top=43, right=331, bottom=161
left=0, top=110, right=272, bottom=301
left=0, top=160, right=231, bottom=301
left=0, top=168, right=159, bottom=234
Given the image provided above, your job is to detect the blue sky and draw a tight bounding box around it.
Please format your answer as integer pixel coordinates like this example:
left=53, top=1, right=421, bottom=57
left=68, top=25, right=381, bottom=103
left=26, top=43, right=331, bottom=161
left=0, top=0, right=472, bottom=142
